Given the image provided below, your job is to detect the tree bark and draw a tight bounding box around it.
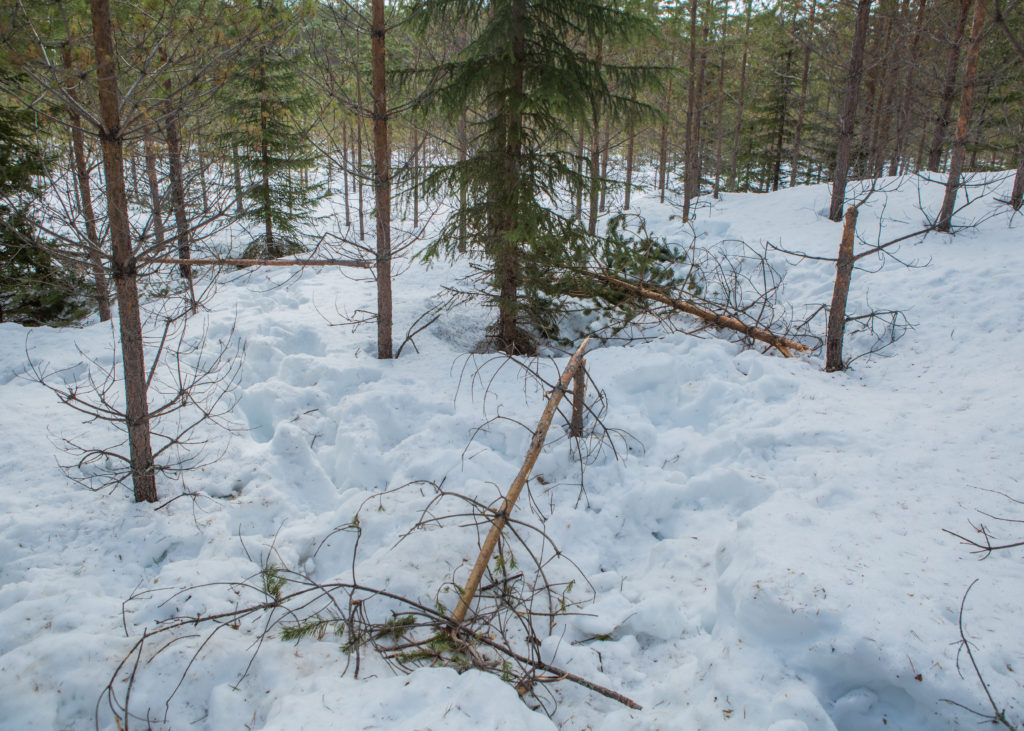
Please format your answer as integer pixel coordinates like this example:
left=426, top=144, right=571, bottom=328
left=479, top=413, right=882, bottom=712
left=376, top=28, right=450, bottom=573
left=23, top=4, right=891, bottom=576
left=370, top=0, right=393, bottom=359
left=683, top=0, right=699, bottom=222
left=62, top=47, right=112, bottom=322
left=826, top=206, right=858, bottom=372
left=729, top=0, right=753, bottom=191
left=1010, top=151, right=1023, bottom=210
left=936, top=0, right=986, bottom=232
left=624, top=127, right=635, bottom=209
left=89, top=0, right=157, bottom=503
left=588, top=40, right=603, bottom=236
left=452, top=338, right=591, bottom=626
left=829, top=0, right=873, bottom=222
left=495, top=0, right=527, bottom=354
left=890, top=0, right=928, bottom=174
left=141, top=119, right=165, bottom=251
left=658, top=76, right=672, bottom=203
left=791, top=0, right=817, bottom=187
left=927, top=0, right=972, bottom=171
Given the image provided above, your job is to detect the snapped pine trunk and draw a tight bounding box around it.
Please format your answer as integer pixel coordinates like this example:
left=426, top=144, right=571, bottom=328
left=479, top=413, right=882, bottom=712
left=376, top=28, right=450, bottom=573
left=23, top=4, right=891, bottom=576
left=825, top=206, right=858, bottom=372
left=451, top=338, right=591, bottom=627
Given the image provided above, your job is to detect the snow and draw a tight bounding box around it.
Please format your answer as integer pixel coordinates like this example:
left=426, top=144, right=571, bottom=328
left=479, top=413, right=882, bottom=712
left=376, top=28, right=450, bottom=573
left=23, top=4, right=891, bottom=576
left=2, top=172, right=1023, bottom=730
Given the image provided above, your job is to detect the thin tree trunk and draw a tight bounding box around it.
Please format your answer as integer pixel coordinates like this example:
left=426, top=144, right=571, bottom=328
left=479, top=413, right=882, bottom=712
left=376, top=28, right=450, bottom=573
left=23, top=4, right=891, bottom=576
left=342, top=124, right=351, bottom=227
left=624, top=127, right=635, bottom=209
left=588, top=40, right=603, bottom=236
left=729, top=0, right=753, bottom=190
left=370, top=0, right=393, bottom=359
left=772, top=49, right=793, bottom=191
left=890, top=0, right=928, bottom=174
left=658, top=75, right=672, bottom=203
left=826, top=206, right=858, bottom=372
left=141, top=118, right=165, bottom=250
left=1010, top=150, right=1023, bottom=210
left=458, top=108, right=468, bottom=246
left=163, top=111, right=191, bottom=276
left=692, top=21, right=709, bottom=201
left=495, top=0, right=527, bottom=354
left=61, top=46, right=111, bottom=322
left=927, top=0, right=972, bottom=171
left=829, top=0, right=873, bottom=221
left=232, top=145, right=244, bottom=215
left=791, top=0, right=817, bottom=187
left=713, top=19, right=726, bottom=199
left=575, top=125, right=585, bottom=219
left=683, top=0, right=699, bottom=222
left=356, top=90, right=365, bottom=242
left=936, top=0, right=986, bottom=232
left=599, top=118, right=609, bottom=213
left=89, top=0, right=157, bottom=503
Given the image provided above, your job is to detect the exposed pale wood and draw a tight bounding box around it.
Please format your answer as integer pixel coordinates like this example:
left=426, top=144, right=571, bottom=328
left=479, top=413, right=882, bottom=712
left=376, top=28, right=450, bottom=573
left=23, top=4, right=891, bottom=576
left=451, top=338, right=591, bottom=627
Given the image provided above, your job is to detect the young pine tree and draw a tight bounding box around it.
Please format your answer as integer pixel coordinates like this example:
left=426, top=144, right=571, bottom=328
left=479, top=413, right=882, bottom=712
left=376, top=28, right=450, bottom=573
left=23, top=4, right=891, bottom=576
left=223, top=0, right=322, bottom=258
left=416, top=0, right=660, bottom=354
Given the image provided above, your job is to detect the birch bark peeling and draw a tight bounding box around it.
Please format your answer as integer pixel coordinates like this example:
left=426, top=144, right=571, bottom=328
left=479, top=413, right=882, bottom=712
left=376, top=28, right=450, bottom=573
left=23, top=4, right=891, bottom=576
left=451, top=338, right=591, bottom=627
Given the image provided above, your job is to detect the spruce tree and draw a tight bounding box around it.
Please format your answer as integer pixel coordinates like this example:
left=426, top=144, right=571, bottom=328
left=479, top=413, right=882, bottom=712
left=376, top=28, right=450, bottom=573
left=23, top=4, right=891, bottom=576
left=0, top=85, right=91, bottom=325
left=223, top=0, right=322, bottom=258
left=415, top=0, right=661, bottom=354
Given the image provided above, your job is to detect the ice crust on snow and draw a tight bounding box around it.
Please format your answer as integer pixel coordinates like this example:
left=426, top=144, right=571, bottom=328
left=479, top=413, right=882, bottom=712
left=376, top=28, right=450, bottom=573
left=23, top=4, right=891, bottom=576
left=1, top=173, right=1022, bottom=730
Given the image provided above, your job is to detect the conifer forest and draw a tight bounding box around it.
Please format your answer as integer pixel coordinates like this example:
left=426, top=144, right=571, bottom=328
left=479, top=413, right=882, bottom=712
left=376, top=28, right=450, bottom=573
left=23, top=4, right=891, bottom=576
left=0, top=0, right=1023, bottom=729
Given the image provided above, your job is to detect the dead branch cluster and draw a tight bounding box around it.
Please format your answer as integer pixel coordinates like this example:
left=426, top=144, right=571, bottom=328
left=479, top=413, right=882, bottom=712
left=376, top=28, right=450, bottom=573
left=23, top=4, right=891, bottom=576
left=99, top=342, right=640, bottom=729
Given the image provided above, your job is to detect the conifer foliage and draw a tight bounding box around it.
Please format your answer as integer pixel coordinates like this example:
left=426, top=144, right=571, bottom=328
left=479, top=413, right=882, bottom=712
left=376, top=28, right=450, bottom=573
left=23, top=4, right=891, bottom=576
left=415, top=0, right=660, bottom=354
left=0, top=86, right=90, bottom=325
left=224, top=0, right=322, bottom=258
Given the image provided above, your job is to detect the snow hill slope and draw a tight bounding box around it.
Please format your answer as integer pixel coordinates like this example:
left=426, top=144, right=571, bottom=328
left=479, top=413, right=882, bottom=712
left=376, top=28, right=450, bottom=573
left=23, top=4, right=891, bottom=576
left=1, top=172, right=1022, bottom=730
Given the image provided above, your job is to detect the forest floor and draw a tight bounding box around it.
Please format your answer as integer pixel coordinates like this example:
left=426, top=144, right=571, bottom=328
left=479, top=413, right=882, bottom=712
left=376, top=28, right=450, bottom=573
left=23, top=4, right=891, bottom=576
left=1, top=172, right=1023, bottom=730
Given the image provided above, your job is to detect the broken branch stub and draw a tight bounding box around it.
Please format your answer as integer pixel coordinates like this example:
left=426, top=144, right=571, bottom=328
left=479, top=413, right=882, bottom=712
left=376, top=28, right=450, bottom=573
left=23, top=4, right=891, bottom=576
left=451, top=337, right=591, bottom=627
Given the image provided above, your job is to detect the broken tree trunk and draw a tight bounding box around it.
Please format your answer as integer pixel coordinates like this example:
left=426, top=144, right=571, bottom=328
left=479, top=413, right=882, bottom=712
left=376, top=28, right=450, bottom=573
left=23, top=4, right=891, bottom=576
left=825, top=206, right=859, bottom=372
left=451, top=338, right=591, bottom=627
left=582, top=271, right=809, bottom=357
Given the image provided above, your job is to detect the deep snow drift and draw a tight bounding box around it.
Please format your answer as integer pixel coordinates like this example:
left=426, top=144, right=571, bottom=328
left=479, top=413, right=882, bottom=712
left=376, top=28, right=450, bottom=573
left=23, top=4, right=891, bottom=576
left=1, top=173, right=1022, bottom=730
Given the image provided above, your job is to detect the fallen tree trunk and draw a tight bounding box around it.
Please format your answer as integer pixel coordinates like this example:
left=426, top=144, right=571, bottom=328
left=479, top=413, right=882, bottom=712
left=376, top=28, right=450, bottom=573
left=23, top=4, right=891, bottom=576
left=150, top=257, right=372, bottom=269
left=581, top=270, right=809, bottom=356
left=452, top=337, right=591, bottom=627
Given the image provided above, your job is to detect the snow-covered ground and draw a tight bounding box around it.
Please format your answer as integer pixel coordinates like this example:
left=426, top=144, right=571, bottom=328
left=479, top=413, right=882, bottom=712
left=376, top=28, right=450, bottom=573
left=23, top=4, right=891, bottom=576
left=1, top=173, right=1023, bottom=730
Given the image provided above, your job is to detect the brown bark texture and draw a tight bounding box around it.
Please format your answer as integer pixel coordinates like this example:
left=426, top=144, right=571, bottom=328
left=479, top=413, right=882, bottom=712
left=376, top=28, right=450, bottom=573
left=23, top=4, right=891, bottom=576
left=927, top=0, right=972, bottom=172
left=829, top=0, right=873, bottom=221
left=451, top=337, right=591, bottom=627
left=371, top=0, right=393, bottom=359
left=584, top=271, right=809, bottom=356
left=936, top=0, right=986, bottom=232
left=826, top=206, right=858, bottom=372
left=89, top=0, right=158, bottom=503
left=62, top=46, right=112, bottom=322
